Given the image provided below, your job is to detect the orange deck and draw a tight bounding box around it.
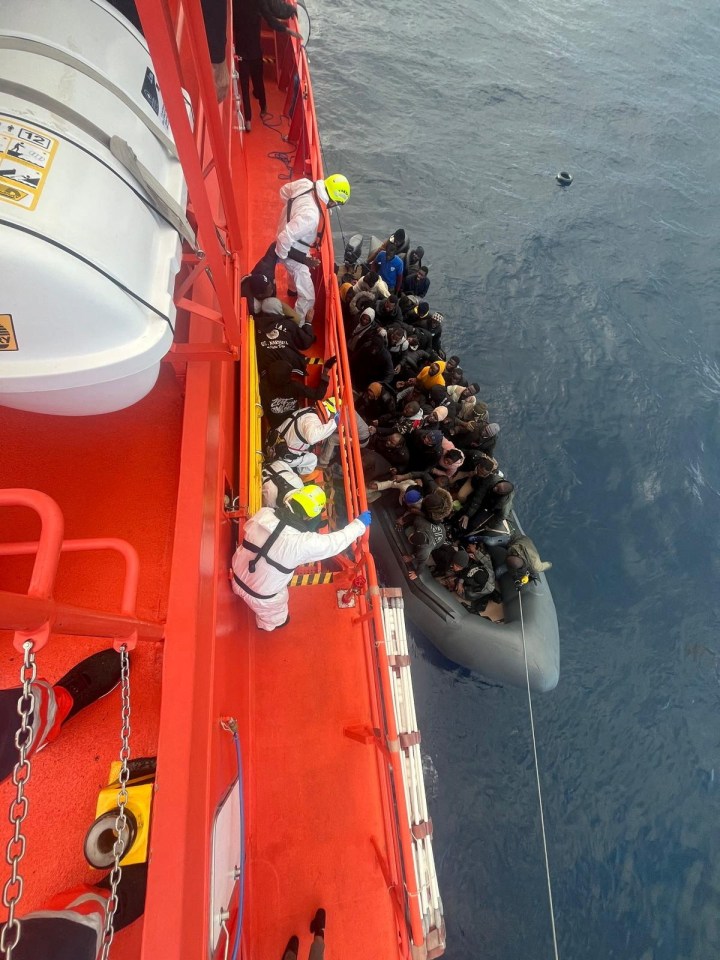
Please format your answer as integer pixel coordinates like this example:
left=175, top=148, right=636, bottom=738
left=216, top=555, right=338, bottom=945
left=235, top=83, right=401, bottom=960
left=0, top=60, right=406, bottom=960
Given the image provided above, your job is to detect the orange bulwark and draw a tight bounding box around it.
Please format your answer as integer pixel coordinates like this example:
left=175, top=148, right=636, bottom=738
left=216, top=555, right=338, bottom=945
left=0, top=3, right=444, bottom=959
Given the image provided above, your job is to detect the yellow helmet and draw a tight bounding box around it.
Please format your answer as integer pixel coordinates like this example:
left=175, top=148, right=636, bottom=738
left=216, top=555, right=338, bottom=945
left=324, top=174, right=351, bottom=205
left=285, top=483, right=327, bottom=520
left=316, top=396, right=340, bottom=422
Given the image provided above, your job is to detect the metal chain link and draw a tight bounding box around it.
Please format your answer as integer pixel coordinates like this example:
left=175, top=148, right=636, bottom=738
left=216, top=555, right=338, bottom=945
left=100, top=645, right=131, bottom=960
left=1, top=640, right=37, bottom=960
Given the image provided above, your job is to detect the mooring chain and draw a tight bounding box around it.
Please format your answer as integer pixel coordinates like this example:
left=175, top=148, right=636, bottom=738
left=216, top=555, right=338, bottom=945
left=1, top=640, right=37, bottom=960
left=100, top=645, right=131, bottom=960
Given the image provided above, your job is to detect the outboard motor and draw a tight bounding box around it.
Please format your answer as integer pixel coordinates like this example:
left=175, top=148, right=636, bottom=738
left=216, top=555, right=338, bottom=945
left=337, top=233, right=365, bottom=283
left=343, top=234, right=364, bottom=266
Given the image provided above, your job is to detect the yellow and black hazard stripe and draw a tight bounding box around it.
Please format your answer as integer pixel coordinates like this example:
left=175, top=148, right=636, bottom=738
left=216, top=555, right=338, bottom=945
left=290, top=572, right=335, bottom=587
left=306, top=356, right=323, bottom=365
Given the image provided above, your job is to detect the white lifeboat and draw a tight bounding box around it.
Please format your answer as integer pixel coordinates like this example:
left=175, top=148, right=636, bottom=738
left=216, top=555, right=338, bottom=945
left=0, top=0, right=189, bottom=415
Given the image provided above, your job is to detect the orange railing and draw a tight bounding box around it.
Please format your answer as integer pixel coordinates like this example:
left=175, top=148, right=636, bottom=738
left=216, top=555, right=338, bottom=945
left=0, top=489, right=162, bottom=652
left=273, top=34, right=429, bottom=957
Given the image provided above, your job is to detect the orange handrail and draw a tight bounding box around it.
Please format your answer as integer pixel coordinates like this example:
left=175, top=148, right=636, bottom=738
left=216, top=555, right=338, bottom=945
left=278, top=35, right=429, bottom=955
left=0, top=492, right=162, bottom=652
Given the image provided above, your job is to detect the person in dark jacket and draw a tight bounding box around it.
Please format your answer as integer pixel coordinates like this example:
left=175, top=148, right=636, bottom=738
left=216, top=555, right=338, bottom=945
left=255, top=300, right=315, bottom=373
left=349, top=336, right=395, bottom=389
left=456, top=543, right=496, bottom=613
left=459, top=479, right=515, bottom=535
left=406, top=428, right=443, bottom=471
left=259, top=357, right=336, bottom=427
left=371, top=431, right=410, bottom=471
left=403, top=265, right=430, bottom=298
left=375, top=295, right=404, bottom=328
left=109, top=0, right=230, bottom=99
left=355, top=381, right=396, bottom=421
left=401, top=513, right=446, bottom=580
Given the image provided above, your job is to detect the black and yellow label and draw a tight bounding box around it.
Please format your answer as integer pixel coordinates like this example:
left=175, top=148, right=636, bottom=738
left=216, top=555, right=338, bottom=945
left=0, top=314, right=18, bottom=351
left=290, top=572, right=335, bottom=586
left=0, top=118, right=58, bottom=211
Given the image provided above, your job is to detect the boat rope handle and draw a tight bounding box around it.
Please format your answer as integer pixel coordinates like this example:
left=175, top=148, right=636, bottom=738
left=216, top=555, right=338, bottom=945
left=519, top=592, right=560, bottom=960
left=0, top=640, right=37, bottom=960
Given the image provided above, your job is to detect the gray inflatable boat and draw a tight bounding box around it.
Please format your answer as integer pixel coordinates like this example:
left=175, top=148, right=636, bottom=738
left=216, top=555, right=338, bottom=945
left=369, top=500, right=560, bottom=692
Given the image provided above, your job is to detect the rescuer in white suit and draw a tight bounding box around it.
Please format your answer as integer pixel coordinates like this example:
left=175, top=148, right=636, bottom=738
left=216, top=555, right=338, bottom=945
left=269, top=397, right=340, bottom=473
left=275, top=173, right=351, bottom=322
left=231, top=485, right=371, bottom=630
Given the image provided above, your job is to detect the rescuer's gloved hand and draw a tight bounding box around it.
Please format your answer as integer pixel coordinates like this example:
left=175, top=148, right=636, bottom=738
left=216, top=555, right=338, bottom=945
left=323, top=356, right=338, bottom=370
left=334, top=412, right=341, bottom=424
left=358, top=511, right=372, bottom=527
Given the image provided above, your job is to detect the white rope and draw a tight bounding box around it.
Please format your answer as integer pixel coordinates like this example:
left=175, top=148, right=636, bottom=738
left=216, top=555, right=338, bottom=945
left=518, top=591, right=561, bottom=960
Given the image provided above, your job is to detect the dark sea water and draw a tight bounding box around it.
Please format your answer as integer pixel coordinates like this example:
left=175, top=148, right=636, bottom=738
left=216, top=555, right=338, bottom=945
left=308, top=1, right=720, bottom=957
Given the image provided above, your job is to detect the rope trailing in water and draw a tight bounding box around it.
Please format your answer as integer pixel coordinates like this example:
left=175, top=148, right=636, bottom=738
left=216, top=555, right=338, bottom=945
left=518, top=591, right=560, bottom=960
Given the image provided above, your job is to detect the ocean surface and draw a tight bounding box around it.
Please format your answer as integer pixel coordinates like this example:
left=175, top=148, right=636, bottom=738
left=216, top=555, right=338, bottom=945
left=307, top=1, right=720, bottom=958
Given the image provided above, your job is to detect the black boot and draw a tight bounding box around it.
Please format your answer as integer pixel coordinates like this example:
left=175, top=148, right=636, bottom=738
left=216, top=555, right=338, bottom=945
left=282, top=935, right=299, bottom=960
left=55, top=649, right=123, bottom=722
left=309, top=908, right=326, bottom=938
left=97, top=862, right=148, bottom=931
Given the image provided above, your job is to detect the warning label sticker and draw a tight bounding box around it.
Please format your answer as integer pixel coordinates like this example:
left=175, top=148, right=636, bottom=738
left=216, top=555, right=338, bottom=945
left=0, top=118, right=58, bottom=210
left=0, top=315, right=18, bottom=351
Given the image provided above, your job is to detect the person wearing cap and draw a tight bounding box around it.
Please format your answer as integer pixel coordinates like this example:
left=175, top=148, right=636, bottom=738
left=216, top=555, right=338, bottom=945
left=366, top=478, right=423, bottom=506
left=275, top=173, right=351, bottom=322
left=406, top=428, right=444, bottom=471
left=372, top=240, right=405, bottom=294
left=431, top=545, right=469, bottom=587
left=456, top=542, right=497, bottom=614
left=477, top=421, right=501, bottom=456
left=259, top=356, right=337, bottom=428
left=355, top=381, right=396, bottom=422
left=403, top=264, right=430, bottom=298
left=231, top=485, right=370, bottom=630
left=407, top=245, right=425, bottom=272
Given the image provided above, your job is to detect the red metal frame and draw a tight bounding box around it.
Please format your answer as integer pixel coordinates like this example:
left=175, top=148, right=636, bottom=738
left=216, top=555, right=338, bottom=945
left=0, top=490, right=161, bottom=652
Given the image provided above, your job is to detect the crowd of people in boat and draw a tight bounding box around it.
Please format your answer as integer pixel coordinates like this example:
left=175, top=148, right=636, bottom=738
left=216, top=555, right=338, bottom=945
left=245, top=194, right=552, bottom=621
left=337, top=229, right=552, bottom=614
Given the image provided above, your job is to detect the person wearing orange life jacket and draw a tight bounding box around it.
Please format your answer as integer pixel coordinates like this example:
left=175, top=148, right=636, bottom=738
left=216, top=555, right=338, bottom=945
left=275, top=174, right=351, bottom=322
left=231, top=485, right=371, bottom=630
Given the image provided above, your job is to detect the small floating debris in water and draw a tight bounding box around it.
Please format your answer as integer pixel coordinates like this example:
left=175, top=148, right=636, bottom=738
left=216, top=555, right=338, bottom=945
left=556, top=171, right=573, bottom=186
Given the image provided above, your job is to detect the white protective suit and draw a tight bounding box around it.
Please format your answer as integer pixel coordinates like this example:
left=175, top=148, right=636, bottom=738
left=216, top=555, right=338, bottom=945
left=261, top=459, right=304, bottom=508
left=275, top=407, right=337, bottom=472
left=231, top=509, right=367, bottom=630
left=275, top=178, right=329, bottom=322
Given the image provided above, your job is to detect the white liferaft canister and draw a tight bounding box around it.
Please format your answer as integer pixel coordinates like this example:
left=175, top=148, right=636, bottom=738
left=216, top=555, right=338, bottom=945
left=0, top=0, right=190, bottom=415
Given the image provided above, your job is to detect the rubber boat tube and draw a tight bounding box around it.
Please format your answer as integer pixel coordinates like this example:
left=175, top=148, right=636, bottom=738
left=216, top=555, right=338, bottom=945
left=370, top=498, right=560, bottom=692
